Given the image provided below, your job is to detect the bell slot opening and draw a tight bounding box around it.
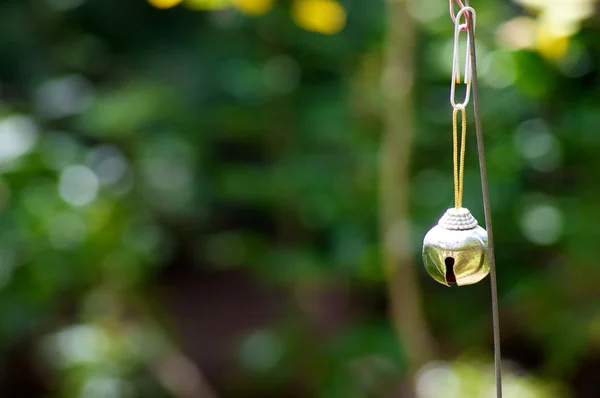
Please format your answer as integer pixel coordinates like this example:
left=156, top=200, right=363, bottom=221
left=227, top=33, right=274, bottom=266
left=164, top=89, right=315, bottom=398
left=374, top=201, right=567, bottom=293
left=445, top=257, right=456, bottom=285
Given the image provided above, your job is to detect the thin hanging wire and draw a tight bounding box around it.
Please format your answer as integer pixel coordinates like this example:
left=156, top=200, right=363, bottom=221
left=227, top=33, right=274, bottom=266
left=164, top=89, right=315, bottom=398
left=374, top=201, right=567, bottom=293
left=462, top=0, right=503, bottom=396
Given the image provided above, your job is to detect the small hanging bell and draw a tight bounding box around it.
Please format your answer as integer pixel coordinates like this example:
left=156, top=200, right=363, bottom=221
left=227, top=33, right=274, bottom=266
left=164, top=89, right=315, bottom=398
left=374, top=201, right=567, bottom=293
left=422, top=207, right=489, bottom=286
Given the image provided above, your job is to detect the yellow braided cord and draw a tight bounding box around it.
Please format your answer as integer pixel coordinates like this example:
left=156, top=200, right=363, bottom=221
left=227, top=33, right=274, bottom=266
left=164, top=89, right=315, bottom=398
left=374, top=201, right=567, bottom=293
left=452, top=107, right=467, bottom=209
left=452, top=108, right=459, bottom=208
left=459, top=106, right=466, bottom=208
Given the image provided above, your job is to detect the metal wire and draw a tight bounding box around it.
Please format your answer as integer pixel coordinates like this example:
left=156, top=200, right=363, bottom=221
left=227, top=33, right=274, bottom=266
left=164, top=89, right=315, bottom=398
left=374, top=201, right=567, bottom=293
left=449, top=0, right=469, bottom=30
left=464, top=1, right=503, bottom=396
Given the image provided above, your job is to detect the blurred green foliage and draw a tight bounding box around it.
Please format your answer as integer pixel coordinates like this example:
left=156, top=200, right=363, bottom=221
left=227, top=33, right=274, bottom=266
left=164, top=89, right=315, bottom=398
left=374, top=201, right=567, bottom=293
left=0, top=0, right=599, bottom=397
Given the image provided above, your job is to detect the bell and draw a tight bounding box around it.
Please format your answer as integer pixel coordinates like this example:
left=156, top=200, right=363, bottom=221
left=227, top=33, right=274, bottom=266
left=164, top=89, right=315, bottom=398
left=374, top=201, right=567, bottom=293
left=422, top=207, right=489, bottom=286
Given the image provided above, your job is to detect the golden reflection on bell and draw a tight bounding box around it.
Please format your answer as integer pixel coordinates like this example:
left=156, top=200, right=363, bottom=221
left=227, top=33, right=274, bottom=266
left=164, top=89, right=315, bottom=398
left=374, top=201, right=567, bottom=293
left=422, top=207, right=489, bottom=287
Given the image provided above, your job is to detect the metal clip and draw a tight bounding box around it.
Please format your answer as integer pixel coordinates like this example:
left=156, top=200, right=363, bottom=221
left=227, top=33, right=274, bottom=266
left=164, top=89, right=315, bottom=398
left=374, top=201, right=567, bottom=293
left=450, top=6, right=476, bottom=109
left=448, top=0, right=469, bottom=30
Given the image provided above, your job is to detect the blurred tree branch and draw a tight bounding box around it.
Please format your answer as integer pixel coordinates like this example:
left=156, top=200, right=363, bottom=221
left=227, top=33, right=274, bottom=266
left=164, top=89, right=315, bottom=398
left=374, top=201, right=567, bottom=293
left=380, top=0, right=435, bottom=394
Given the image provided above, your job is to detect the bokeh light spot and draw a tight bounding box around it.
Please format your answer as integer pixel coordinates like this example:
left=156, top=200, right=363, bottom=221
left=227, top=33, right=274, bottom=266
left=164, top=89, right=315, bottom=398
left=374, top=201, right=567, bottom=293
left=87, top=145, right=128, bottom=186
left=480, top=51, right=517, bottom=89
left=59, top=165, right=99, bottom=207
left=292, top=0, right=346, bottom=35
left=156, top=354, right=203, bottom=397
left=514, top=119, right=561, bottom=172
left=80, top=376, right=124, bottom=398
left=520, top=203, right=563, bottom=245
left=239, top=330, right=284, bottom=372
left=515, top=119, right=552, bottom=159
left=0, top=116, right=39, bottom=164
left=416, top=361, right=461, bottom=398
left=407, top=0, right=444, bottom=25
left=140, top=139, right=194, bottom=211
left=35, top=75, right=93, bottom=119
left=142, top=153, right=192, bottom=193
left=48, top=325, right=109, bottom=366
left=148, top=0, right=183, bottom=9
left=537, top=27, right=569, bottom=60
left=496, top=17, right=537, bottom=50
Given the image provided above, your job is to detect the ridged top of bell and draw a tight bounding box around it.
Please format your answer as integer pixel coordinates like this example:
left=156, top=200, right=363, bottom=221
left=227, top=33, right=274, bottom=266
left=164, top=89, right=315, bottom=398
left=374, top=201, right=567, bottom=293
left=438, top=207, right=478, bottom=230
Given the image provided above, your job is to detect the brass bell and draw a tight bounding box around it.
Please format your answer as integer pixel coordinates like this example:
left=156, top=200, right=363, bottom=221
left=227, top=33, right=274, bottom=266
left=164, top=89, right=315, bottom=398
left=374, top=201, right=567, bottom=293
left=422, top=207, right=489, bottom=286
